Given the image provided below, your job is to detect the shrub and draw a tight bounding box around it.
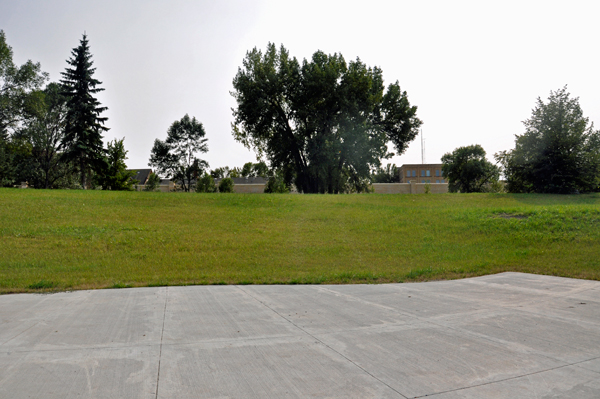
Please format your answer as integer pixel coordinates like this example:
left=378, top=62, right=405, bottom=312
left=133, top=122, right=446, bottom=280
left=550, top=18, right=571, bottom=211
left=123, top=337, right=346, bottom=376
left=218, top=177, right=234, bottom=193
left=264, top=176, right=290, bottom=193
left=196, top=173, right=216, bottom=193
left=481, top=180, right=505, bottom=193
left=144, top=172, right=160, bottom=191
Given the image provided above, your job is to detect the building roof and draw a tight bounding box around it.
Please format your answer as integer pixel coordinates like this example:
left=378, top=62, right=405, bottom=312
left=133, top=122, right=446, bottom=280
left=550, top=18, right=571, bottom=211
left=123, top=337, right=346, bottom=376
left=129, top=169, right=153, bottom=184
left=399, top=163, right=442, bottom=168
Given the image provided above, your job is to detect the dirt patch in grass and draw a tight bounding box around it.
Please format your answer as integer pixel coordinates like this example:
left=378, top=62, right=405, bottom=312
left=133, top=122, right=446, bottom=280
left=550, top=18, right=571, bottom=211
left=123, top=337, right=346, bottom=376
left=494, top=213, right=529, bottom=220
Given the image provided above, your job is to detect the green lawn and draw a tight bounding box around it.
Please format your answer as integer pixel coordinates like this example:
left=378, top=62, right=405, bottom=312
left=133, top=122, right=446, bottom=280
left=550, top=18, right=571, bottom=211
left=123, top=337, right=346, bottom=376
left=1, top=188, right=599, bottom=293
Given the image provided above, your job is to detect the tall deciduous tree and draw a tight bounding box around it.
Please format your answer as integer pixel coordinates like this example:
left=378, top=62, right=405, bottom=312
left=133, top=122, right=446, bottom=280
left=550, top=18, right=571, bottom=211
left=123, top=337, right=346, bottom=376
left=0, top=30, right=48, bottom=140
left=0, top=30, right=47, bottom=186
left=149, top=114, right=208, bottom=192
left=60, top=33, right=108, bottom=189
left=231, top=43, right=422, bottom=193
left=442, top=145, right=499, bottom=193
left=19, top=82, right=72, bottom=188
left=496, top=87, right=600, bottom=193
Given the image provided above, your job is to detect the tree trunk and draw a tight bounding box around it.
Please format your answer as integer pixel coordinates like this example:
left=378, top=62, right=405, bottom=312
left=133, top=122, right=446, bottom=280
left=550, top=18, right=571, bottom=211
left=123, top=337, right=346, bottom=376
left=80, top=155, right=86, bottom=189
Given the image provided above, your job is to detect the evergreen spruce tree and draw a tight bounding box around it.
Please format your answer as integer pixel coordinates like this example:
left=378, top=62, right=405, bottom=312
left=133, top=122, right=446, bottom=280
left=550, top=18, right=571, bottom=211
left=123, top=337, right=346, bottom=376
left=60, top=34, right=108, bottom=189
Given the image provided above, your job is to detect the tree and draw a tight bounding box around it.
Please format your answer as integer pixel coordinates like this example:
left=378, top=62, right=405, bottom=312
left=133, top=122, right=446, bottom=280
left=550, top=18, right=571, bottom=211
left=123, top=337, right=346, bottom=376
left=149, top=114, right=208, bottom=192
left=442, top=145, right=500, bottom=193
left=1, top=30, right=48, bottom=140
left=0, top=30, right=47, bottom=186
left=210, top=166, right=230, bottom=179
left=144, top=172, right=160, bottom=191
left=195, top=173, right=216, bottom=193
left=240, top=161, right=269, bottom=178
left=264, top=173, right=290, bottom=193
left=95, top=138, right=136, bottom=190
left=372, top=163, right=399, bottom=183
left=17, top=82, right=74, bottom=188
left=496, top=87, right=600, bottom=193
left=231, top=43, right=422, bottom=193
left=60, top=33, right=108, bottom=189
left=218, top=177, right=234, bottom=193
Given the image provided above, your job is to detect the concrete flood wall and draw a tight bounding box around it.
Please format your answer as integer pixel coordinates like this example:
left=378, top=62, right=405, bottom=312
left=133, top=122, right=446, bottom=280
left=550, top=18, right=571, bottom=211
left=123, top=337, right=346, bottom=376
left=235, top=183, right=449, bottom=194
left=137, top=183, right=448, bottom=194
left=136, top=183, right=174, bottom=192
left=136, top=183, right=266, bottom=193
left=233, top=184, right=266, bottom=193
left=372, top=183, right=449, bottom=194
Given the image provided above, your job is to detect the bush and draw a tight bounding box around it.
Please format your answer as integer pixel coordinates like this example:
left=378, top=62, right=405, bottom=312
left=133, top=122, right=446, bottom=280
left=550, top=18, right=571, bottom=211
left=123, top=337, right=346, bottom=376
left=264, top=176, right=290, bottom=193
left=481, top=180, right=505, bottom=193
left=144, top=172, right=160, bottom=191
left=218, top=177, right=234, bottom=193
left=195, top=173, right=216, bottom=193
left=371, top=164, right=399, bottom=183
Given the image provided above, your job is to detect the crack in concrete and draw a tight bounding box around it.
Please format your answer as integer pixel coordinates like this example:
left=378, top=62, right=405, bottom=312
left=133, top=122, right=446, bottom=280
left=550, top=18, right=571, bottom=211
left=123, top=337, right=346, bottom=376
left=235, top=285, right=409, bottom=399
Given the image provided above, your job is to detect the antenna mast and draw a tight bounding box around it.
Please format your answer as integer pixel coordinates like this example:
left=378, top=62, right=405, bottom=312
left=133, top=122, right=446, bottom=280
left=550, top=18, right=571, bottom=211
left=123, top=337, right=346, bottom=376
left=421, top=129, right=426, bottom=164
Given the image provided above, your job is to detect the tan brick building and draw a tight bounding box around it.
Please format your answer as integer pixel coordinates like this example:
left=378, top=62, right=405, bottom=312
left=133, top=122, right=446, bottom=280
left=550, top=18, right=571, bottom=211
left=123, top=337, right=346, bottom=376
left=399, top=164, right=446, bottom=184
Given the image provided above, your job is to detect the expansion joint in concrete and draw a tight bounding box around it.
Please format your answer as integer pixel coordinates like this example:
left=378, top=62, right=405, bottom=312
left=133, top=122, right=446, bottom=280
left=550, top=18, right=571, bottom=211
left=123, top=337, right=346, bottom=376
left=412, top=354, right=600, bottom=398
left=154, top=287, right=168, bottom=399
left=235, top=285, right=409, bottom=399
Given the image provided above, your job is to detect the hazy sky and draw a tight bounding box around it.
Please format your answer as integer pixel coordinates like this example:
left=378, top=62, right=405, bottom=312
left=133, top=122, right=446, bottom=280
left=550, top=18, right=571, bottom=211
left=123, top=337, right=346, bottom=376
left=2, top=0, right=599, bottom=171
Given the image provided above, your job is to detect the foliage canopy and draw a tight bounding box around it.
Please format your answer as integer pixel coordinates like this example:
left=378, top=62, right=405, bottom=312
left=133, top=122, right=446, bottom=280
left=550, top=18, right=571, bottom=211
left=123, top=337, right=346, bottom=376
left=0, top=30, right=48, bottom=187
left=149, top=114, right=208, bottom=192
left=496, top=87, right=600, bottom=193
left=442, top=145, right=499, bottom=193
left=218, top=177, right=234, bottom=193
left=0, top=30, right=48, bottom=140
left=60, top=34, right=108, bottom=189
left=95, top=138, right=136, bottom=190
left=371, top=163, right=400, bottom=183
left=195, top=173, right=217, bottom=193
left=144, top=172, right=160, bottom=191
left=17, top=82, right=72, bottom=188
left=231, top=43, right=422, bottom=193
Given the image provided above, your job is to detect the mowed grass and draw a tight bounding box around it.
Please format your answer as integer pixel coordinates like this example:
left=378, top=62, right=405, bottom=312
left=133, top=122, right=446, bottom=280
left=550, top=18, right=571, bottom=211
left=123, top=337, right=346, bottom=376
left=1, top=188, right=599, bottom=293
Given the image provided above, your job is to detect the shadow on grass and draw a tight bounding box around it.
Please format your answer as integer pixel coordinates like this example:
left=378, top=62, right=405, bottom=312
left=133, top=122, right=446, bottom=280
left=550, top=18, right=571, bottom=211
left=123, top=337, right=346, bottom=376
left=27, top=280, right=56, bottom=290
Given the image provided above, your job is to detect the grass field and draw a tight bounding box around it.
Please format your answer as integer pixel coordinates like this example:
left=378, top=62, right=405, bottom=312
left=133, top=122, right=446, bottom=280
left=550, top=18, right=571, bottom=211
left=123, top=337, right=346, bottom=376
left=1, top=188, right=599, bottom=293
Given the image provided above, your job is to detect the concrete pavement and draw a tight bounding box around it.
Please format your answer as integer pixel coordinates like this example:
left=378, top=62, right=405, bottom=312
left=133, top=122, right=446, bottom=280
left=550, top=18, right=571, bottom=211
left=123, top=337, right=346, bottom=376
left=1, top=272, right=599, bottom=398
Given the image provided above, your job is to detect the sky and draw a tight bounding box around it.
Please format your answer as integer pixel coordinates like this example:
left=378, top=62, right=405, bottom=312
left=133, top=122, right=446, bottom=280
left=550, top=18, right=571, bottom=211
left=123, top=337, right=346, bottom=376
left=2, top=0, right=599, bottom=171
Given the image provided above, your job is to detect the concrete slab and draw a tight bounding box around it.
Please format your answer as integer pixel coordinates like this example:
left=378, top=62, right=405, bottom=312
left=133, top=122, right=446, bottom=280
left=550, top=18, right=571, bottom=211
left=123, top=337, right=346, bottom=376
left=1, top=288, right=166, bottom=351
left=577, top=358, right=600, bottom=375
left=437, top=309, right=600, bottom=363
left=157, top=337, right=400, bottom=398
left=428, top=365, right=600, bottom=399
left=0, top=272, right=599, bottom=398
left=161, top=286, right=298, bottom=344
left=0, top=346, right=159, bottom=399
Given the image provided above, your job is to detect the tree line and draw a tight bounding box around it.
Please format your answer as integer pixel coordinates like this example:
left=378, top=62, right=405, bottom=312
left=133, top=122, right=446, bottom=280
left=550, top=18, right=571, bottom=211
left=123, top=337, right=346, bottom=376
left=1, top=31, right=136, bottom=190
left=149, top=43, right=422, bottom=194
left=442, top=87, right=600, bottom=194
left=3, top=31, right=597, bottom=195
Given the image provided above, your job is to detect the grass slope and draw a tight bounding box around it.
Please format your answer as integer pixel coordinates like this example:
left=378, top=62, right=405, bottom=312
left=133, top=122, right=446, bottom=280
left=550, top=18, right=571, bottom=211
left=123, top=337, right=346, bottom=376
left=1, top=188, right=599, bottom=293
